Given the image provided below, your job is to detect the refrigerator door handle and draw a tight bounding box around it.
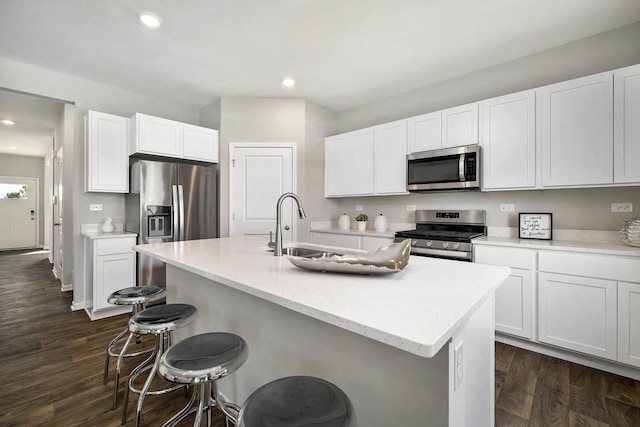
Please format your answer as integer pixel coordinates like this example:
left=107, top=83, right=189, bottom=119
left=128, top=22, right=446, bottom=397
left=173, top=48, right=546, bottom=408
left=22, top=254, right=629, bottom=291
left=178, top=185, right=185, bottom=241
left=172, top=184, right=179, bottom=241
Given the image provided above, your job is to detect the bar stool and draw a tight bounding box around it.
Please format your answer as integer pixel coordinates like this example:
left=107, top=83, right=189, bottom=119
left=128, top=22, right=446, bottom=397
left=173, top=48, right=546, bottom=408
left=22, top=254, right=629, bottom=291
left=237, top=376, right=355, bottom=427
left=103, top=285, right=166, bottom=409
left=122, top=303, right=198, bottom=427
left=158, top=332, right=248, bottom=427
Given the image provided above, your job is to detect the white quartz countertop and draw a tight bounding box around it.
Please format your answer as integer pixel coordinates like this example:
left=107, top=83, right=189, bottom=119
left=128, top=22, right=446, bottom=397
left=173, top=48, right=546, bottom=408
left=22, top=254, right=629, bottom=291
left=473, top=236, right=640, bottom=257
left=82, top=231, right=137, bottom=240
left=133, top=236, right=510, bottom=358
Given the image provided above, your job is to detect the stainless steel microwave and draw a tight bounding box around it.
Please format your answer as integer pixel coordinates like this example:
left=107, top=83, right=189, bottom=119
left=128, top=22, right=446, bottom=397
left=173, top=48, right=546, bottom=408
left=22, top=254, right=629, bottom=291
left=407, top=145, right=480, bottom=192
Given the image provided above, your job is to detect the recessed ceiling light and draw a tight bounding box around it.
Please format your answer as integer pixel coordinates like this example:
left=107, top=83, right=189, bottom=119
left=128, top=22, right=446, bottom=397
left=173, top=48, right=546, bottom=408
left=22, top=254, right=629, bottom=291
left=139, top=13, right=161, bottom=28
left=282, top=78, right=295, bottom=87
left=8, top=146, right=16, bottom=150
left=2, top=119, right=15, bottom=125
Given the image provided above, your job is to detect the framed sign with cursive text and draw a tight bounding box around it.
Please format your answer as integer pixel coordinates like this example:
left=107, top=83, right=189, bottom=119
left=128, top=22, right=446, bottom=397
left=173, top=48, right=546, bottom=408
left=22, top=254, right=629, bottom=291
left=519, top=213, right=552, bottom=240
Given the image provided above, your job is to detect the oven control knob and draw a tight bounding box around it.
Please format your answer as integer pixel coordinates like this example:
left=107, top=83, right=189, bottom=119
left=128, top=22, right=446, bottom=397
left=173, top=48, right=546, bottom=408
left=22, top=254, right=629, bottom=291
left=411, top=239, right=417, bottom=246
left=442, top=242, right=449, bottom=249
left=452, top=243, right=460, bottom=250
left=426, top=241, right=433, bottom=247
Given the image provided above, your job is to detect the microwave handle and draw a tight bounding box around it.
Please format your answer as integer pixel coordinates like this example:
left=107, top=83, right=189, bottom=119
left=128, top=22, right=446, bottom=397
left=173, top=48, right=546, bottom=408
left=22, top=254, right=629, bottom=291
left=459, top=153, right=466, bottom=181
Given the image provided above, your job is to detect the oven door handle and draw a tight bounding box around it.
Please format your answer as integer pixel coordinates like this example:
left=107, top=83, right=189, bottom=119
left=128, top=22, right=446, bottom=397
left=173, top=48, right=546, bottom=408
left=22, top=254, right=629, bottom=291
left=459, top=153, right=466, bottom=181
left=410, top=247, right=472, bottom=260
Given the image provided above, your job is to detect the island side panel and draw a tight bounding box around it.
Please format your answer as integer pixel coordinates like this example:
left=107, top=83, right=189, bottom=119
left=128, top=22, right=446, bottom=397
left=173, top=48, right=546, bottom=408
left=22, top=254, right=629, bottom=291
left=167, top=265, right=450, bottom=427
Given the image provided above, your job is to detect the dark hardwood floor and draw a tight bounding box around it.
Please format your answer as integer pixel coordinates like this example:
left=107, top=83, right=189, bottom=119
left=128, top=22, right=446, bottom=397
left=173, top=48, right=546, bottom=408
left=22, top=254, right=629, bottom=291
left=1, top=248, right=640, bottom=426
left=0, top=249, right=224, bottom=426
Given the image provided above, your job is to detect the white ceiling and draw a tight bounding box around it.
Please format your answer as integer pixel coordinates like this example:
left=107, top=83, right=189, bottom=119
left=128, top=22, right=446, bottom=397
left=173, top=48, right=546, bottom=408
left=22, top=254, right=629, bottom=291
left=0, top=90, right=61, bottom=158
left=0, top=1, right=639, bottom=159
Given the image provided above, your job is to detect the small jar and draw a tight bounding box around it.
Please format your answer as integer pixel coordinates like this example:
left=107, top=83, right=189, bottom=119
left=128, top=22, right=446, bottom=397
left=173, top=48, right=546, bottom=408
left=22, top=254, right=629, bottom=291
left=338, top=213, right=351, bottom=230
left=374, top=214, right=388, bottom=232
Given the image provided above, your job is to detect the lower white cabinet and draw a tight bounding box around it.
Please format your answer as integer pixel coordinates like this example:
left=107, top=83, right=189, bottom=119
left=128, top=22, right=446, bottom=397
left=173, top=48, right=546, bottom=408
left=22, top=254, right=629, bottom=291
left=474, top=245, right=536, bottom=340
left=84, top=235, right=136, bottom=319
left=538, top=272, right=617, bottom=360
left=618, top=281, right=640, bottom=367
left=310, top=231, right=393, bottom=251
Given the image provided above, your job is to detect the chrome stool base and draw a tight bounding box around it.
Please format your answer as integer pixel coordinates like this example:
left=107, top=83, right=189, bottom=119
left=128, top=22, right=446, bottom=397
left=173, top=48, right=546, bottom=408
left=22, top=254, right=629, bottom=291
left=158, top=332, right=248, bottom=427
left=103, top=285, right=165, bottom=409
left=121, top=303, right=197, bottom=427
left=237, top=376, right=355, bottom=427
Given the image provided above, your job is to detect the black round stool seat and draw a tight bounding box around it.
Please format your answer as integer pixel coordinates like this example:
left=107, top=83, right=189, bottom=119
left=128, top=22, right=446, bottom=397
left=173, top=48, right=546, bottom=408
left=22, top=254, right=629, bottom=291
left=107, top=285, right=165, bottom=306
left=129, top=303, right=197, bottom=334
left=237, top=376, right=355, bottom=427
left=160, top=332, right=248, bottom=384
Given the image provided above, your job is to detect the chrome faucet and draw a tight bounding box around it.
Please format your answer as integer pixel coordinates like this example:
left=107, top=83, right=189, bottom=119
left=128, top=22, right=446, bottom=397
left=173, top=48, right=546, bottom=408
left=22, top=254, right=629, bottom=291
left=274, top=192, right=306, bottom=256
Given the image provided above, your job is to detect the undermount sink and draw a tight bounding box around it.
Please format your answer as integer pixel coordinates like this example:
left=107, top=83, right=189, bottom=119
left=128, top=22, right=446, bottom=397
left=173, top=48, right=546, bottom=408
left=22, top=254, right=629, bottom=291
left=268, top=246, right=343, bottom=259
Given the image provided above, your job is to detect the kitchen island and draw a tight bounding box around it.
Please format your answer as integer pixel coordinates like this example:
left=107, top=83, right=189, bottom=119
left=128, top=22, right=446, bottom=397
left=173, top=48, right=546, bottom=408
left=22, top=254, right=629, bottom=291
left=133, top=236, right=509, bottom=427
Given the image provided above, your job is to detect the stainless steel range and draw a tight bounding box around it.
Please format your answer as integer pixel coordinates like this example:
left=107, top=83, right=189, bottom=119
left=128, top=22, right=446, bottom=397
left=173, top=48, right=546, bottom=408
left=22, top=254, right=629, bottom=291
left=394, top=210, right=486, bottom=261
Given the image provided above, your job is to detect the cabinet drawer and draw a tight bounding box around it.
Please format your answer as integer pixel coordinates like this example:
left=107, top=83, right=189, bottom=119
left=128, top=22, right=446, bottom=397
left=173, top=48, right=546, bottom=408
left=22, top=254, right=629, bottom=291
left=474, top=245, right=535, bottom=269
left=95, top=237, right=136, bottom=256
left=538, top=251, right=640, bottom=282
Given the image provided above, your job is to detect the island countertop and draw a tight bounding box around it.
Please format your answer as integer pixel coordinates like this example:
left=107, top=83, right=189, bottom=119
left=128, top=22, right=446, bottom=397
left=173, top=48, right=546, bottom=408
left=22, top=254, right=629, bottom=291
left=133, top=236, right=509, bottom=358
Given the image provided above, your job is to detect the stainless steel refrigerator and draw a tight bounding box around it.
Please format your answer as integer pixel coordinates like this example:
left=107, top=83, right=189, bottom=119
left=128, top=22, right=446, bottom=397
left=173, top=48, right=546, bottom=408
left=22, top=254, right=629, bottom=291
left=125, top=159, right=218, bottom=286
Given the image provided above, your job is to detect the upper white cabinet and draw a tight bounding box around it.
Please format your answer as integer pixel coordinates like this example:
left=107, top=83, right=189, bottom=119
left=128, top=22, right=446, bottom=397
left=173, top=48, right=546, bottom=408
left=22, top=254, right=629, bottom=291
left=539, top=72, right=614, bottom=187
left=130, top=113, right=219, bottom=163
left=614, top=64, right=640, bottom=183
left=325, top=128, right=374, bottom=197
left=407, top=111, right=441, bottom=153
left=85, top=110, right=129, bottom=193
left=407, top=104, right=478, bottom=154
left=480, top=90, right=536, bottom=190
left=373, top=120, right=408, bottom=195
left=442, top=103, right=479, bottom=148
left=325, top=120, right=407, bottom=198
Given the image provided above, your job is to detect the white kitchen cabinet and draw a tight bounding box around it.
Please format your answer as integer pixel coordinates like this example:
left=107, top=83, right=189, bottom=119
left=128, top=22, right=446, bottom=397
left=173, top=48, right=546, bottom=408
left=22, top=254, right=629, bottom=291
left=361, top=236, right=394, bottom=251
left=407, top=111, right=441, bottom=153
left=474, top=245, right=536, bottom=340
left=480, top=90, right=536, bottom=190
left=325, top=128, right=375, bottom=197
left=614, top=64, right=640, bottom=184
left=84, top=110, right=129, bottom=193
left=84, top=234, right=136, bottom=320
left=183, top=123, right=219, bottom=162
left=539, top=72, right=614, bottom=187
left=538, top=272, right=617, bottom=360
left=442, top=103, right=479, bottom=148
left=130, top=113, right=219, bottom=163
left=310, top=231, right=393, bottom=251
left=618, top=281, right=640, bottom=368
left=373, top=119, right=408, bottom=195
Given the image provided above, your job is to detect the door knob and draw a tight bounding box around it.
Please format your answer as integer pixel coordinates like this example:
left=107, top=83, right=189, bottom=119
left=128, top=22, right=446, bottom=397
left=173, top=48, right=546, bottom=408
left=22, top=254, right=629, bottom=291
left=284, top=225, right=290, bottom=231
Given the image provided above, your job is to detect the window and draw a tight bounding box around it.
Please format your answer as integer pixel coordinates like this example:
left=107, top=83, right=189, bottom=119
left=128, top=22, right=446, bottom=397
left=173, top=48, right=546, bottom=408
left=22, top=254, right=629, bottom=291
left=0, top=183, right=29, bottom=199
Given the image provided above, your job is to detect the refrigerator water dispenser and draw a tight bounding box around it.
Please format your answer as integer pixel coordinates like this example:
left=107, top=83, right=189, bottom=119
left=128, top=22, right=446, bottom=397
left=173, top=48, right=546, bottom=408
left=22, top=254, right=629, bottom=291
left=147, top=205, right=171, bottom=237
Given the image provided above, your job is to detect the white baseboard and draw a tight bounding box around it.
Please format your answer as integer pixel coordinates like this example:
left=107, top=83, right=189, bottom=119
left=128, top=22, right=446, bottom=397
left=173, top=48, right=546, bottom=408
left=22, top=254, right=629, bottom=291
left=496, top=333, right=640, bottom=381
left=61, top=283, right=72, bottom=292
left=70, top=301, right=86, bottom=311
left=85, top=305, right=131, bottom=321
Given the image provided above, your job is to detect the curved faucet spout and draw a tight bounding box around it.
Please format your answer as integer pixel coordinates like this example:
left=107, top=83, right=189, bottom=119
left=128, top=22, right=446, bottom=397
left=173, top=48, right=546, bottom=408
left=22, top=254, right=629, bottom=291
left=274, top=192, right=306, bottom=256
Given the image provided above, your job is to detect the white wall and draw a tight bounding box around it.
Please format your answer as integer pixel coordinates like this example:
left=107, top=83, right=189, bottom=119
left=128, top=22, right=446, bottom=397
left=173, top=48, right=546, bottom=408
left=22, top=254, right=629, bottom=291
left=0, top=153, right=46, bottom=246
left=0, top=57, right=200, bottom=307
left=332, top=22, right=640, bottom=231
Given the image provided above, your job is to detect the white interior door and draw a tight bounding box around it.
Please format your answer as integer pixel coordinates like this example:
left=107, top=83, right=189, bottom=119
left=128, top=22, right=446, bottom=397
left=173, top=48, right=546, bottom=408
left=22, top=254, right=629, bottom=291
left=230, top=144, right=296, bottom=241
left=0, top=176, right=38, bottom=250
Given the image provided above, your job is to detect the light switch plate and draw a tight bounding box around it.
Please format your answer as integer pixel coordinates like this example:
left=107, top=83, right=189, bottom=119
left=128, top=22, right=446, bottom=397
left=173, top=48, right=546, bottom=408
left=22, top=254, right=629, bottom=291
left=355, top=205, right=363, bottom=211
left=89, top=203, right=103, bottom=211
left=406, top=205, right=416, bottom=212
left=500, top=204, right=514, bottom=212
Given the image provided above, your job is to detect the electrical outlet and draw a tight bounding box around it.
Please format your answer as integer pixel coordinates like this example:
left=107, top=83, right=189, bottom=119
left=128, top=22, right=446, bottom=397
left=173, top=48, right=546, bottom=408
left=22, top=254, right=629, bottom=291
left=89, top=203, right=103, bottom=211
left=406, top=205, right=416, bottom=212
left=611, top=203, right=633, bottom=213
left=355, top=205, right=363, bottom=212
left=500, top=204, right=514, bottom=212
left=454, top=342, right=464, bottom=390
